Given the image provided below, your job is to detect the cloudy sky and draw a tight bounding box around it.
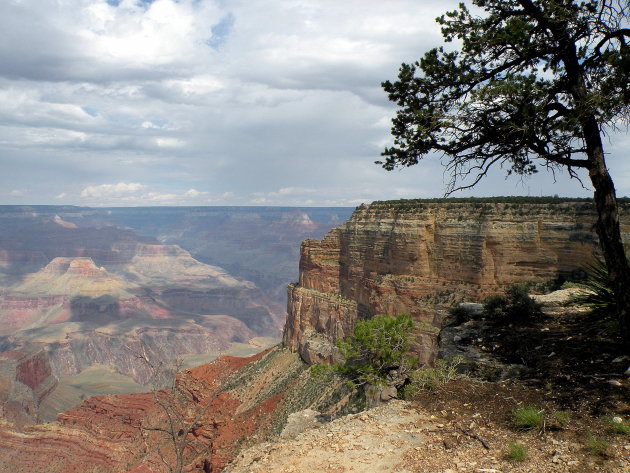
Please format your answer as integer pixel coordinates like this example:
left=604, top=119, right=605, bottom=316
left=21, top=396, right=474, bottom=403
left=0, top=0, right=628, bottom=207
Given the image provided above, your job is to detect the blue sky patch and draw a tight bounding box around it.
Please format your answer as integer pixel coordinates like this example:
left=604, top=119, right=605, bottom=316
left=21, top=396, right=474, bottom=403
left=206, top=13, right=235, bottom=49
left=82, top=106, right=99, bottom=117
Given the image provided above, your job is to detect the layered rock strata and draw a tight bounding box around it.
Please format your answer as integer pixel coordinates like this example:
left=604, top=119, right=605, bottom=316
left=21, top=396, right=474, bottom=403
left=0, top=347, right=355, bottom=473
left=284, top=199, right=630, bottom=364
left=0, top=346, right=57, bottom=424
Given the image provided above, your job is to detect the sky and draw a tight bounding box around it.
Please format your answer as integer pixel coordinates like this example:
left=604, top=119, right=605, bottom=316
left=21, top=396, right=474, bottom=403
left=0, top=0, right=628, bottom=207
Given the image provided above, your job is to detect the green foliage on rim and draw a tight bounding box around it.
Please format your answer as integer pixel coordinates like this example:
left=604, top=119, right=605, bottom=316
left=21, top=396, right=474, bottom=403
left=335, top=313, right=417, bottom=387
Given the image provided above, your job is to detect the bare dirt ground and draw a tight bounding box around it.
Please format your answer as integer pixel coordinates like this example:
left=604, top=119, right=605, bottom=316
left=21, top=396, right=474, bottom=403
left=226, top=300, right=630, bottom=473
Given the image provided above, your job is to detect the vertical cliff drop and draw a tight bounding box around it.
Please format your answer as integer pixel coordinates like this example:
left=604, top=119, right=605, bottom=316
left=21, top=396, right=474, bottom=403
left=284, top=199, right=630, bottom=365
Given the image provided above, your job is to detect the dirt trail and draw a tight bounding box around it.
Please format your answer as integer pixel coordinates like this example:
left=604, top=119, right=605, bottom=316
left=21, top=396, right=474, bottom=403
left=225, top=401, right=430, bottom=473
left=225, top=396, right=629, bottom=473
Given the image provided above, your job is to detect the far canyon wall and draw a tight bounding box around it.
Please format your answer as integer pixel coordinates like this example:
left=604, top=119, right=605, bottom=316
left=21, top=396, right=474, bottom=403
left=284, top=199, right=630, bottom=364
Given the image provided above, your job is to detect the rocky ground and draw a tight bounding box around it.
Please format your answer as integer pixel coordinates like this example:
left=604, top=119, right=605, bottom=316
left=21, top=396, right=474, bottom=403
left=226, top=291, right=630, bottom=472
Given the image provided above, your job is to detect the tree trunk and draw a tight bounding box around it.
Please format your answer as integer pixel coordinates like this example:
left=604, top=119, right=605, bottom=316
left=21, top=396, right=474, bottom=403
left=586, top=119, right=630, bottom=351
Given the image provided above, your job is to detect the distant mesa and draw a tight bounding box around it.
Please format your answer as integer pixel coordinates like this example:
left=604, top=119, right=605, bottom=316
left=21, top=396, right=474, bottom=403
left=277, top=211, right=318, bottom=232
left=52, top=215, right=77, bottom=229
left=18, top=257, right=127, bottom=298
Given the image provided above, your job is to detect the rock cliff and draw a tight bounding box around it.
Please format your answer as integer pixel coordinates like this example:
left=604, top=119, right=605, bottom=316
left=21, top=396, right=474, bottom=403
left=283, top=199, right=630, bottom=364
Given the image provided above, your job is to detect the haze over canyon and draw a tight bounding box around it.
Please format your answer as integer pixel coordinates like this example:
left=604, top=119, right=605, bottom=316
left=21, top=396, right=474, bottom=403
left=0, top=205, right=352, bottom=423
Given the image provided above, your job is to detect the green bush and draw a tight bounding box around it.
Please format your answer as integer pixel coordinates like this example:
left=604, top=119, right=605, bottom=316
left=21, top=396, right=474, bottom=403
left=483, top=294, right=508, bottom=318
left=552, top=411, right=571, bottom=427
left=512, top=406, right=544, bottom=430
left=309, top=363, right=335, bottom=380
left=483, top=284, right=541, bottom=320
left=505, top=284, right=542, bottom=319
left=506, top=442, right=528, bottom=462
left=335, top=313, right=417, bottom=387
left=449, top=305, right=471, bottom=323
left=572, top=257, right=615, bottom=314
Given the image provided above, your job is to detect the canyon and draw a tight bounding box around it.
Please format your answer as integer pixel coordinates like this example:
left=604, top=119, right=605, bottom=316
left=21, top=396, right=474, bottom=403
left=0, top=205, right=350, bottom=421
left=1, top=198, right=628, bottom=472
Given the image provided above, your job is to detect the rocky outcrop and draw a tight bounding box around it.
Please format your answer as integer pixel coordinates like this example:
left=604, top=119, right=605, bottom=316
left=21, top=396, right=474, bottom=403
left=0, top=347, right=356, bottom=473
left=284, top=199, right=630, bottom=365
left=0, top=346, right=57, bottom=424
left=284, top=285, right=357, bottom=364
left=45, top=321, right=252, bottom=384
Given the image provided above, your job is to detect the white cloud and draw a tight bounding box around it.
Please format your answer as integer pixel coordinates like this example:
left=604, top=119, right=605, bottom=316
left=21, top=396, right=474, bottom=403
left=184, top=188, right=209, bottom=197
left=155, top=137, right=184, bottom=148
left=0, top=0, right=613, bottom=206
left=80, top=182, right=145, bottom=198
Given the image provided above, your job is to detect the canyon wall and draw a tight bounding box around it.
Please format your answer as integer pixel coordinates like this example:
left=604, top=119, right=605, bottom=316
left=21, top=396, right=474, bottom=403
left=0, top=346, right=57, bottom=424
left=284, top=199, right=630, bottom=364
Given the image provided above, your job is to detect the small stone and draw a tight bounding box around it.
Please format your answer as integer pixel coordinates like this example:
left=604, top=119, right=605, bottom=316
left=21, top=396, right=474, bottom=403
left=453, top=335, right=462, bottom=342
left=608, top=379, right=623, bottom=387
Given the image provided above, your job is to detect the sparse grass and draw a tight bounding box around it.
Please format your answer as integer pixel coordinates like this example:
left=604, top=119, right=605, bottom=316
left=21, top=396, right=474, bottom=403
left=609, top=416, right=630, bottom=435
left=552, top=411, right=570, bottom=427
left=505, top=442, right=528, bottom=462
left=585, top=433, right=610, bottom=456
left=511, top=406, right=544, bottom=430
left=403, top=356, right=464, bottom=397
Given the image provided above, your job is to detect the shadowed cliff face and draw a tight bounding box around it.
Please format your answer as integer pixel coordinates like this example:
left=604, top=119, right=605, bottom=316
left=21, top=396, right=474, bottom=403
left=283, top=200, right=630, bottom=365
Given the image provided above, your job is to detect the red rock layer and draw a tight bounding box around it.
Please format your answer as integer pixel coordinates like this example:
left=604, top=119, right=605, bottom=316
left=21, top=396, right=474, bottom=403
left=0, top=346, right=57, bottom=424
left=0, top=348, right=324, bottom=473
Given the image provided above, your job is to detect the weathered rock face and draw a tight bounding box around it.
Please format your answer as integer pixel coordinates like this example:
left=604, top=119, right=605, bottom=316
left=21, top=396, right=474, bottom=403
left=284, top=199, right=630, bottom=364
left=0, top=346, right=57, bottom=425
left=45, top=322, right=251, bottom=384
